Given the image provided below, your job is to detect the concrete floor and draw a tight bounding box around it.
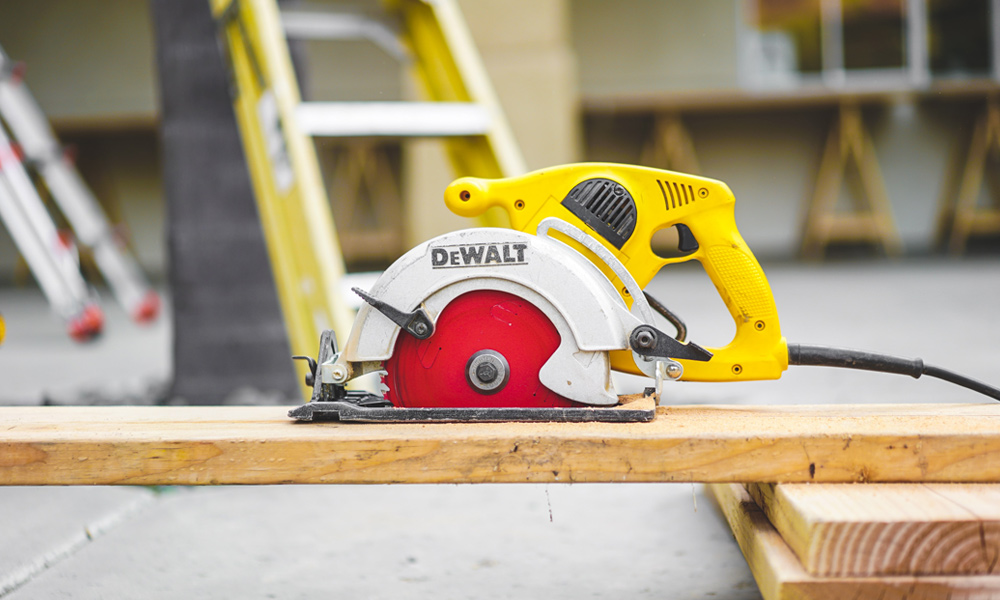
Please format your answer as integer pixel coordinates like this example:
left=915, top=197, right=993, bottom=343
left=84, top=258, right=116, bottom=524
left=0, top=288, right=170, bottom=406
left=2, top=257, right=1000, bottom=598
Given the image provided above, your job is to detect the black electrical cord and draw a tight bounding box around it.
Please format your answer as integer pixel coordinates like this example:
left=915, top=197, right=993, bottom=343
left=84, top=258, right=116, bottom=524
left=787, top=343, right=1000, bottom=401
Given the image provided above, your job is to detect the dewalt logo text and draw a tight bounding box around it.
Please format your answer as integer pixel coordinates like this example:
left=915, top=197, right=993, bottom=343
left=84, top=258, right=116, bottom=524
left=430, top=243, right=529, bottom=269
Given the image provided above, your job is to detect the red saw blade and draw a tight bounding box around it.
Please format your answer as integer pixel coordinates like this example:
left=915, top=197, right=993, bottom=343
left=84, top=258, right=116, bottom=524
left=383, top=289, right=583, bottom=408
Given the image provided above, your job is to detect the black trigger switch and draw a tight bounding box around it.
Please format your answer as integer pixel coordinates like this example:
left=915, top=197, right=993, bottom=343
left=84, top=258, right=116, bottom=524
left=676, top=224, right=699, bottom=252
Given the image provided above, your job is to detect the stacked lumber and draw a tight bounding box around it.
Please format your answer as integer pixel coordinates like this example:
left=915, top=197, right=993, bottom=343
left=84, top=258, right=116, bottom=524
left=709, top=483, right=1000, bottom=600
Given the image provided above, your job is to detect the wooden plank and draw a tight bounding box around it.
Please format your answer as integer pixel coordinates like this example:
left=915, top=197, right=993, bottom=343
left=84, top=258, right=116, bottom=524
left=747, top=483, right=1000, bottom=577
left=4, top=404, right=1000, bottom=486
left=582, top=79, right=1000, bottom=115
left=708, top=483, right=1000, bottom=600
left=968, top=210, right=1000, bottom=234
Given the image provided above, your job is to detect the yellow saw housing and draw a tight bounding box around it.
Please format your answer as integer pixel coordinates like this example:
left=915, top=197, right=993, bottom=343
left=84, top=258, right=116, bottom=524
left=444, top=163, right=788, bottom=382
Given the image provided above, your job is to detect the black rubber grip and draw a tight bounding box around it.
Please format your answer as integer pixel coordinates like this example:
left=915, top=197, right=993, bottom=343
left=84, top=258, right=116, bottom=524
left=788, top=344, right=924, bottom=378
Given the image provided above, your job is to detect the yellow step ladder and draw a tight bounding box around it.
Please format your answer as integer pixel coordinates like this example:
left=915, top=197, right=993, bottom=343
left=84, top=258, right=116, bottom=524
left=210, top=0, right=525, bottom=397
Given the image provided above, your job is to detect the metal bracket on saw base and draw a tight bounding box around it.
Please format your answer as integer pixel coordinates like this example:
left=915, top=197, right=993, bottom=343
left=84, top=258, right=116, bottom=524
left=288, top=390, right=657, bottom=423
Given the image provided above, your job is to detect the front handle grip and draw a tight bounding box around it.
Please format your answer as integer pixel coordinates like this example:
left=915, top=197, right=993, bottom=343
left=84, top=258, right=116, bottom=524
left=675, top=203, right=788, bottom=381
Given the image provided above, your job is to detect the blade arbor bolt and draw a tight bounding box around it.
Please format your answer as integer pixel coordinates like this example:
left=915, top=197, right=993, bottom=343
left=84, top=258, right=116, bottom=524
left=476, top=362, right=498, bottom=383
left=412, top=322, right=429, bottom=337
left=466, top=349, right=510, bottom=394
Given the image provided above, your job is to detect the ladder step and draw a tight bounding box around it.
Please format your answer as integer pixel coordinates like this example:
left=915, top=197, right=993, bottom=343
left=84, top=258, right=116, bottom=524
left=281, top=10, right=385, bottom=40
left=296, top=102, right=491, bottom=138
left=280, top=10, right=406, bottom=60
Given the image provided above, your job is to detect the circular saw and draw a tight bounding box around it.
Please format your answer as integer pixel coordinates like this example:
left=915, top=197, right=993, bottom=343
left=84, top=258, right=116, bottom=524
left=291, top=161, right=1000, bottom=422
left=289, top=218, right=712, bottom=422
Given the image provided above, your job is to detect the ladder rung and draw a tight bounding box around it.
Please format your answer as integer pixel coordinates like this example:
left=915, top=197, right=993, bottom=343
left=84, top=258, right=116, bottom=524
left=280, top=10, right=406, bottom=60
left=281, top=11, right=383, bottom=40
left=296, top=102, right=491, bottom=138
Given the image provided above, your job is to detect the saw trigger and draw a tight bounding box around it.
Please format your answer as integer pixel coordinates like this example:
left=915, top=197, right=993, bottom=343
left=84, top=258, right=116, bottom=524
left=352, top=286, right=435, bottom=340
left=675, top=223, right=699, bottom=253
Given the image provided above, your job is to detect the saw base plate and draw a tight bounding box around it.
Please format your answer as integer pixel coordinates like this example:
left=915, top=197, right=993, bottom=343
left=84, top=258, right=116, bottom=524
left=288, top=391, right=657, bottom=423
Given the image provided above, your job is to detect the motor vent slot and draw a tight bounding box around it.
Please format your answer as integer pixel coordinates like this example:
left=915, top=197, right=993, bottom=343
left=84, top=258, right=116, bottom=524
left=658, top=179, right=696, bottom=210
left=560, top=178, right=637, bottom=249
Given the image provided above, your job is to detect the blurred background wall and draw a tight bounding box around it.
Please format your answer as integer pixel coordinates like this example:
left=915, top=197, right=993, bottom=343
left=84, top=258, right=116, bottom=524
left=0, top=0, right=995, bottom=282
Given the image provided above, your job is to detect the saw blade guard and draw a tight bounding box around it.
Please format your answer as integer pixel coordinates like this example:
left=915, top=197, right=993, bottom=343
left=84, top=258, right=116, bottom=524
left=444, top=162, right=789, bottom=382
left=340, top=227, right=648, bottom=406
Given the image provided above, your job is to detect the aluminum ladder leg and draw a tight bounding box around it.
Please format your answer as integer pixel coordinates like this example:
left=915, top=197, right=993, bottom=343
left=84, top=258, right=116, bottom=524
left=0, top=45, right=160, bottom=323
left=0, top=122, right=102, bottom=340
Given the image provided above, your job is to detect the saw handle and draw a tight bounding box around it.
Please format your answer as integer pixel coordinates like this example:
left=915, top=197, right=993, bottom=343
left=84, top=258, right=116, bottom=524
left=667, top=201, right=788, bottom=381
left=445, top=163, right=788, bottom=381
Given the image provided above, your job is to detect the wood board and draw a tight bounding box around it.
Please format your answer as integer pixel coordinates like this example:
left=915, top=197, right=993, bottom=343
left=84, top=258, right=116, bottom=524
left=582, top=79, right=1000, bottom=115
left=746, top=483, right=1000, bottom=577
left=5, top=403, right=1000, bottom=486
left=708, top=483, right=1000, bottom=600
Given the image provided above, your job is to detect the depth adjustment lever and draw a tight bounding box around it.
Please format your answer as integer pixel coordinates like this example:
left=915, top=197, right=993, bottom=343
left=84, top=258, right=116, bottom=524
left=291, top=355, right=318, bottom=387
left=352, top=287, right=435, bottom=340
left=630, top=324, right=713, bottom=362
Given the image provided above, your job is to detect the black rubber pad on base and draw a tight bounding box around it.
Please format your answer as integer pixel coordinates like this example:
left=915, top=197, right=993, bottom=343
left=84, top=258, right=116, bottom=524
left=289, top=400, right=656, bottom=423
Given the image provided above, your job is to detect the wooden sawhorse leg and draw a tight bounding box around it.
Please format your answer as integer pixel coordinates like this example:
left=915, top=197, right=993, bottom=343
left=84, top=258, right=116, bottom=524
left=641, top=113, right=701, bottom=175
left=935, top=96, right=1000, bottom=254
left=800, top=101, right=903, bottom=259
left=322, top=140, right=404, bottom=264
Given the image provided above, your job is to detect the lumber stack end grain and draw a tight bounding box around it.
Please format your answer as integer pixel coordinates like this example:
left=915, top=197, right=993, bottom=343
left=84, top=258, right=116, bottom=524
left=709, top=483, right=1000, bottom=600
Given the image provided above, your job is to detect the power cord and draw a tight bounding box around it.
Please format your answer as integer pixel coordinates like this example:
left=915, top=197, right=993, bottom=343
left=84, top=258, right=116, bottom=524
left=787, top=343, right=1000, bottom=401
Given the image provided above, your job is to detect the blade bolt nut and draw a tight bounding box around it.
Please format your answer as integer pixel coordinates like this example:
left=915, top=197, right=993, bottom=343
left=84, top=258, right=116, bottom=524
left=466, top=350, right=510, bottom=394
left=412, top=322, right=428, bottom=337
left=476, top=362, right=498, bottom=383
left=636, top=329, right=656, bottom=349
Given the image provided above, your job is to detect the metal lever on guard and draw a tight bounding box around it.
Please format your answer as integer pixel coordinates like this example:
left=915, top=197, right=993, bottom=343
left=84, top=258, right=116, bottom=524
left=352, top=287, right=435, bottom=340
left=630, top=324, right=712, bottom=362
